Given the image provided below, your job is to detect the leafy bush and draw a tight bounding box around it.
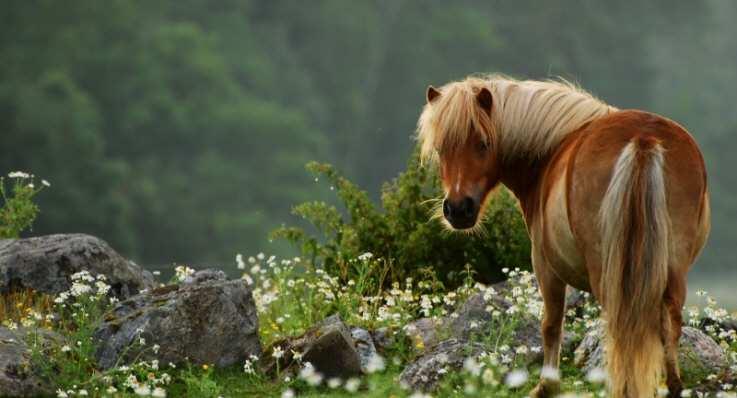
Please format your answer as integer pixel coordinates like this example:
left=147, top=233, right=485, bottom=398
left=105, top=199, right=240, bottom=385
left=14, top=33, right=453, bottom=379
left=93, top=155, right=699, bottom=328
left=273, top=152, right=531, bottom=288
left=0, top=171, right=48, bottom=239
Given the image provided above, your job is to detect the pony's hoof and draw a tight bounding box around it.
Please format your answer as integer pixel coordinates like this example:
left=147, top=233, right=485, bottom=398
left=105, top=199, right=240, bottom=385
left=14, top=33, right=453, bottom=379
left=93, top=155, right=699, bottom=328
left=529, top=381, right=560, bottom=398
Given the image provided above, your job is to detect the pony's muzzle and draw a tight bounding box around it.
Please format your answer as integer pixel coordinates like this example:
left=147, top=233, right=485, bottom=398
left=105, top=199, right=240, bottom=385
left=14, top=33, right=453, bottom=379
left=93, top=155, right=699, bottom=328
left=442, top=196, right=479, bottom=229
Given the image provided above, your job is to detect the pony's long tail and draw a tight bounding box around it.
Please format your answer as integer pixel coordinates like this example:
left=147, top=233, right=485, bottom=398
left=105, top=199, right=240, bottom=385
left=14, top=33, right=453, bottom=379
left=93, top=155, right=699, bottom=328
left=599, top=136, right=670, bottom=398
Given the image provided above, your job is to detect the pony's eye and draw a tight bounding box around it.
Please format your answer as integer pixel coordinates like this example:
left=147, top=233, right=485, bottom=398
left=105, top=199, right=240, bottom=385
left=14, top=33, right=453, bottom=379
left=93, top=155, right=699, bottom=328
left=476, top=141, right=489, bottom=154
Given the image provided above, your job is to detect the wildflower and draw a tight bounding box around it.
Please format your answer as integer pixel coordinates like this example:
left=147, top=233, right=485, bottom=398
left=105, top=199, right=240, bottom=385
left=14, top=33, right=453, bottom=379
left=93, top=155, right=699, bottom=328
left=61, top=345, right=72, bottom=353
left=56, top=390, right=69, bottom=398
left=272, top=346, right=284, bottom=359
left=173, top=265, right=195, bottom=282
left=357, top=252, right=373, bottom=261
left=540, top=365, right=559, bottom=381
left=77, top=390, right=88, bottom=396
left=54, top=292, right=70, bottom=304
left=344, top=378, right=360, bottom=393
left=366, top=354, right=385, bottom=373
left=151, top=387, right=166, bottom=398
left=463, top=357, right=482, bottom=376
left=8, top=171, right=30, bottom=179
left=327, top=377, right=342, bottom=388
left=95, top=280, right=111, bottom=296
left=152, top=344, right=160, bottom=354
left=134, top=385, right=151, bottom=396
left=504, top=369, right=528, bottom=388
left=586, top=367, right=607, bottom=383
left=482, top=368, right=496, bottom=385
left=281, top=389, right=295, bottom=398
left=299, top=362, right=323, bottom=386
left=70, top=282, right=92, bottom=297
left=236, top=254, right=246, bottom=270
left=106, top=387, right=118, bottom=394
left=244, top=359, right=256, bottom=375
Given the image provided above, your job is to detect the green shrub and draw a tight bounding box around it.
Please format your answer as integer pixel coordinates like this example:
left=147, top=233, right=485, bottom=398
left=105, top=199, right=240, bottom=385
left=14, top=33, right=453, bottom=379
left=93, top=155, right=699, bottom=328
left=0, top=172, right=48, bottom=239
left=272, top=151, right=531, bottom=288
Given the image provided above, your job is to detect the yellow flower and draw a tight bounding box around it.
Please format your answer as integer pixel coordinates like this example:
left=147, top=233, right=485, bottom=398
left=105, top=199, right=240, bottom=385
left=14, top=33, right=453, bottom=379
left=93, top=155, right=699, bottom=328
left=202, top=364, right=209, bottom=370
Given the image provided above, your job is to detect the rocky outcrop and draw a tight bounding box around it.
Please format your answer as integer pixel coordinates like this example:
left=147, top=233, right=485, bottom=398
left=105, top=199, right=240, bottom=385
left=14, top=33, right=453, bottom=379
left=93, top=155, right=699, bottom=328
left=399, top=338, right=485, bottom=391
left=264, top=314, right=364, bottom=379
left=398, top=284, right=543, bottom=391
left=399, top=284, right=594, bottom=391
left=94, top=274, right=260, bottom=369
left=0, top=327, right=61, bottom=397
left=0, top=234, right=155, bottom=299
left=574, top=326, right=727, bottom=379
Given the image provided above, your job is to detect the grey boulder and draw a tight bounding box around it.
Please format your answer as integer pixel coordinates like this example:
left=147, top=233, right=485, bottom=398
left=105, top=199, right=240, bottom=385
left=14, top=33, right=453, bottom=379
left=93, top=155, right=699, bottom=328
left=404, top=285, right=546, bottom=364
left=0, top=234, right=155, bottom=299
left=574, top=326, right=727, bottom=380
left=0, top=327, right=61, bottom=397
left=94, top=276, right=260, bottom=369
left=399, top=338, right=485, bottom=392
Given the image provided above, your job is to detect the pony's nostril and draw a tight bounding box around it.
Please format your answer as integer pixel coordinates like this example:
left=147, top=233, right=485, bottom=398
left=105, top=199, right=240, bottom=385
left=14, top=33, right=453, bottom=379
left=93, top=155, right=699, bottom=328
left=461, top=197, right=475, bottom=218
left=442, top=199, right=451, bottom=218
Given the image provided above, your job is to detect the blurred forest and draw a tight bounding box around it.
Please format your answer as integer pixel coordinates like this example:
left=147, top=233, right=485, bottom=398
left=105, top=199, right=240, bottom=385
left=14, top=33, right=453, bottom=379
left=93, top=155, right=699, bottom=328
left=1, top=1, right=736, bottom=282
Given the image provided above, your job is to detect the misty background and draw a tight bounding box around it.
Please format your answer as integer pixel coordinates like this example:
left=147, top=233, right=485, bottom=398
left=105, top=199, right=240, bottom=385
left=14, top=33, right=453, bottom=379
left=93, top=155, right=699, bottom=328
left=2, top=1, right=735, bottom=304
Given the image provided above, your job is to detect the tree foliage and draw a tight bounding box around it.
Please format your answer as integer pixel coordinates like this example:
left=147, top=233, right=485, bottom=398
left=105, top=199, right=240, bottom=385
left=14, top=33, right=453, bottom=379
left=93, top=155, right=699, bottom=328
left=0, top=1, right=734, bottom=274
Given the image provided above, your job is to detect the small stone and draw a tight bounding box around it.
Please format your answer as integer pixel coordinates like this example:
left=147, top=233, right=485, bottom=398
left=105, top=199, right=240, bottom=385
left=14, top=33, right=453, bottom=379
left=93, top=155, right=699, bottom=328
left=350, top=327, right=379, bottom=374
left=301, top=321, right=362, bottom=378
left=263, top=315, right=362, bottom=379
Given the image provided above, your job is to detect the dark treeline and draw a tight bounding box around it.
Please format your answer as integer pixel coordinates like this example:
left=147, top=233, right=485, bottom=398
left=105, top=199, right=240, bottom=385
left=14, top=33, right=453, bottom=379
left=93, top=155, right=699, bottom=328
left=1, top=1, right=735, bottom=275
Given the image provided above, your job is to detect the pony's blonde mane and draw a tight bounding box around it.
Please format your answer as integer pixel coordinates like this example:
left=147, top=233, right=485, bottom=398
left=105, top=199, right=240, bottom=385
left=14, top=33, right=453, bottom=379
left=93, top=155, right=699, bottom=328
left=417, top=74, right=616, bottom=162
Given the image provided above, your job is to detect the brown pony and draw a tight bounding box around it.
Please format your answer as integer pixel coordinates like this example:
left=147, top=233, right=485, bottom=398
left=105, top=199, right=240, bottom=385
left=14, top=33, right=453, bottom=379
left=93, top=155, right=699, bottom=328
left=417, top=75, right=710, bottom=397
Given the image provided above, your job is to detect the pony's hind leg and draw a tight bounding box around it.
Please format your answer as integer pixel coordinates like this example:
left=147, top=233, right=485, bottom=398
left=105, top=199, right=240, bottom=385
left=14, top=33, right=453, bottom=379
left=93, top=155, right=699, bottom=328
left=530, top=261, right=567, bottom=398
left=663, top=271, right=687, bottom=397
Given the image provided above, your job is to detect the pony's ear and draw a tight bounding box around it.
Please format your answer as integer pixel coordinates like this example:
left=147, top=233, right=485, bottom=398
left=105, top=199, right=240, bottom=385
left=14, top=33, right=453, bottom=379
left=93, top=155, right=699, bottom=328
left=426, top=85, right=441, bottom=103
left=476, top=87, right=493, bottom=114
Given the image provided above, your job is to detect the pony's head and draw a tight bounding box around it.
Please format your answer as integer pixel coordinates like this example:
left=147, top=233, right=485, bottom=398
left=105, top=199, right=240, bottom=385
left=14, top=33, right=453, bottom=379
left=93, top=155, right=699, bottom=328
left=417, top=78, right=500, bottom=230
